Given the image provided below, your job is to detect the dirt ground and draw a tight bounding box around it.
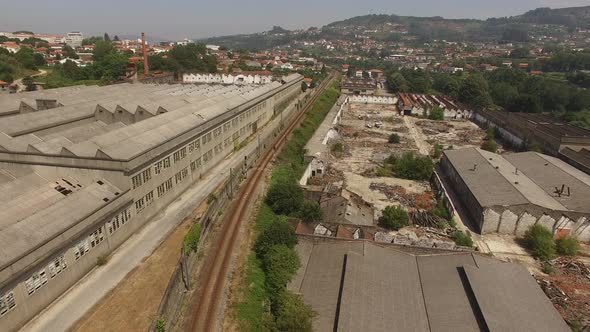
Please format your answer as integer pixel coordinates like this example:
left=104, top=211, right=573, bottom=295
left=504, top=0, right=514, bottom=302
left=70, top=219, right=194, bottom=332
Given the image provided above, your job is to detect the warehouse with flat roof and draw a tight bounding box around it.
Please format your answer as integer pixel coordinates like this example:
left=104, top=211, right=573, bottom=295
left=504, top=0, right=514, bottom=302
left=0, top=74, right=303, bottom=331
left=438, top=148, right=590, bottom=240
left=289, top=239, right=569, bottom=332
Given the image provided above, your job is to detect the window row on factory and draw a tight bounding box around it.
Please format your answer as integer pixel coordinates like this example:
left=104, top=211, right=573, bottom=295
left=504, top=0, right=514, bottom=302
left=132, top=100, right=268, bottom=191
left=2, top=207, right=133, bottom=316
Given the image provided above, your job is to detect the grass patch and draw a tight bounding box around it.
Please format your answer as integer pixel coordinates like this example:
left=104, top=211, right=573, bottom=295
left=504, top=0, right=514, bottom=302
left=235, top=253, right=269, bottom=332
left=234, top=80, right=339, bottom=330
left=183, top=223, right=201, bottom=254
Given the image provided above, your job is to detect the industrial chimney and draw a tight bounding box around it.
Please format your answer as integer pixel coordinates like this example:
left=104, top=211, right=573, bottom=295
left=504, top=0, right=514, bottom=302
left=141, top=32, right=149, bottom=75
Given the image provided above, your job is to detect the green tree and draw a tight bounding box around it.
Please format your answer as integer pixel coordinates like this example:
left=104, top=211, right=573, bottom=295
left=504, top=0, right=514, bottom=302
left=298, top=200, right=322, bottom=223
left=33, top=53, right=46, bottom=66
left=459, top=74, right=492, bottom=109
left=22, top=76, right=36, bottom=91
left=556, top=236, right=579, bottom=256
left=481, top=139, right=498, bottom=153
left=378, top=205, right=410, bottom=230
left=274, top=291, right=315, bottom=332
left=263, top=245, right=300, bottom=295
left=524, top=225, right=556, bottom=261
left=254, top=220, right=297, bottom=259
left=429, top=106, right=444, bottom=120
left=62, top=45, right=79, bottom=59
left=301, top=81, right=308, bottom=92
left=92, top=40, right=115, bottom=62
left=265, top=180, right=304, bottom=215
left=386, top=72, right=409, bottom=93
left=14, top=47, right=37, bottom=70
left=104, top=33, right=111, bottom=42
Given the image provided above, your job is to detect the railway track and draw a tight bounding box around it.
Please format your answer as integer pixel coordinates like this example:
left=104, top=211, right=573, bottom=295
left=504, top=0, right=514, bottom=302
left=188, top=72, right=337, bottom=332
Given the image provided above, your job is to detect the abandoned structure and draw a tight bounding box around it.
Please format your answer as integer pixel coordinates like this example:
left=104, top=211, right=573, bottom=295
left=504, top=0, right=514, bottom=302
left=0, top=74, right=303, bottom=331
left=438, top=148, right=590, bottom=240
left=182, top=71, right=273, bottom=85
left=397, top=93, right=472, bottom=119
left=473, top=110, right=590, bottom=159
left=290, top=239, right=569, bottom=332
left=340, top=78, right=377, bottom=95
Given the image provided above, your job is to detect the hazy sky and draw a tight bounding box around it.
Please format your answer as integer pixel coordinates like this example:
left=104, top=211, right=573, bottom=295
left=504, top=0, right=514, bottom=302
left=0, top=0, right=589, bottom=40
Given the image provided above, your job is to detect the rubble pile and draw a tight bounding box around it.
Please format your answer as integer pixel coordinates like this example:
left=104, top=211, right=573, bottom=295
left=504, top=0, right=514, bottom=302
left=369, top=183, right=434, bottom=208
left=538, top=257, right=590, bottom=330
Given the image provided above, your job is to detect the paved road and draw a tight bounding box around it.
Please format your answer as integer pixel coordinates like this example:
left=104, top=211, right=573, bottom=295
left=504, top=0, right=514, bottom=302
left=20, top=95, right=303, bottom=332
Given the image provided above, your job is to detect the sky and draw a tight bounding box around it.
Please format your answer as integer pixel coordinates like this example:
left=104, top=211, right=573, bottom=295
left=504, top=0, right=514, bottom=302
left=0, top=0, right=589, bottom=40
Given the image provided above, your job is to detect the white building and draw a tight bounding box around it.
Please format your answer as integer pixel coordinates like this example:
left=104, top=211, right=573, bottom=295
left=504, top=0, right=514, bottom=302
left=183, top=73, right=273, bottom=85
left=64, top=32, right=84, bottom=47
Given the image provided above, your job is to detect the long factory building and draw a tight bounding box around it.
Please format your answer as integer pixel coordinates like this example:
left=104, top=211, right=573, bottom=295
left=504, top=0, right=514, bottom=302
left=0, top=73, right=303, bottom=331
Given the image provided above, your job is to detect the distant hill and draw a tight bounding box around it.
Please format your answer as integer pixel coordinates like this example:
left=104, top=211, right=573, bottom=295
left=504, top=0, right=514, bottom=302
left=200, top=6, right=590, bottom=50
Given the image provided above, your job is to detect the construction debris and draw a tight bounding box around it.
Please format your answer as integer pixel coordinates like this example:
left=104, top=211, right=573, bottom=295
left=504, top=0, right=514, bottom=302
left=410, top=210, right=447, bottom=228
left=537, top=257, right=590, bottom=330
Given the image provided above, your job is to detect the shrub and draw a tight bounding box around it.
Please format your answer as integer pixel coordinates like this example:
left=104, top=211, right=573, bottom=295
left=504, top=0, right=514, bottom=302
left=331, top=142, right=344, bottom=154
left=388, top=133, right=400, bottom=144
left=375, top=165, right=393, bottom=177
left=298, top=200, right=322, bottom=223
left=207, top=193, right=217, bottom=204
left=480, top=139, right=498, bottom=153
left=378, top=205, right=410, bottom=230
left=524, top=225, right=556, bottom=260
left=432, top=143, right=444, bottom=159
left=155, top=318, right=166, bottom=332
left=265, top=179, right=304, bottom=215
left=389, top=152, right=434, bottom=180
left=541, top=262, right=556, bottom=275
left=453, top=231, right=473, bottom=247
left=183, top=223, right=202, bottom=253
left=274, top=291, right=315, bottom=332
left=263, top=245, right=300, bottom=296
left=432, top=200, right=451, bottom=221
left=96, top=255, right=109, bottom=266
left=254, top=220, right=297, bottom=259
left=429, top=106, right=445, bottom=120
left=556, top=236, right=580, bottom=256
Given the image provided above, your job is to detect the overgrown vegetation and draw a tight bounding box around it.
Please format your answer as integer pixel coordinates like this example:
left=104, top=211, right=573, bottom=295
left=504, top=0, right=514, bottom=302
left=298, top=200, right=323, bottom=223
left=452, top=231, right=473, bottom=247
left=378, top=205, right=410, bottom=230
left=388, top=133, right=401, bottom=144
left=183, top=223, right=202, bottom=253
left=235, top=81, right=339, bottom=331
left=428, top=106, right=445, bottom=120
left=383, top=152, right=434, bottom=180
left=556, top=236, right=580, bottom=256
left=331, top=142, right=345, bottom=154
left=432, top=143, right=444, bottom=159
left=96, top=254, right=109, bottom=266
left=155, top=318, right=166, bottom=332
left=524, top=225, right=557, bottom=260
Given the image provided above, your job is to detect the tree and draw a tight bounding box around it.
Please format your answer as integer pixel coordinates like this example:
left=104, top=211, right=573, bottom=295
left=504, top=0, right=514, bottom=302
left=378, top=205, right=410, bottom=230
left=301, top=81, right=308, bottom=92
left=33, top=53, right=46, bottom=67
left=104, top=33, right=111, bottom=42
left=388, top=133, right=400, bottom=144
left=263, top=245, right=300, bottom=295
left=298, top=200, right=322, bottom=223
left=480, top=139, right=498, bottom=153
left=14, top=47, right=37, bottom=70
left=265, top=180, right=304, bottom=215
left=254, top=220, right=297, bottom=259
left=62, top=45, right=79, bottom=59
left=429, top=106, right=444, bottom=120
left=433, top=74, right=460, bottom=98
left=113, top=35, right=120, bottom=42
left=459, top=74, right=492, bottom=109
left=92, top=40, right=115, bottom=62
left=556, top=236, right=579, bottom=256
left=524, top=225, right=556, bottom=260
left=386, top=72, right=409, bottom=93
left=510, top=47, right=530, bottom=59
left=274, top=291, right=315, bottom=332
left=22, top=76, right=36, bottom=91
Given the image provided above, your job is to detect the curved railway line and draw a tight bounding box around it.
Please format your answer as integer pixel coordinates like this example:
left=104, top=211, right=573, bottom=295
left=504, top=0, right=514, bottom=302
left=188, top=72, right=338, bottom=332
